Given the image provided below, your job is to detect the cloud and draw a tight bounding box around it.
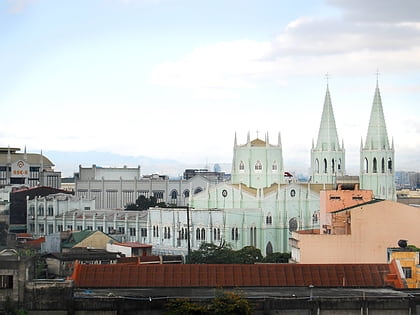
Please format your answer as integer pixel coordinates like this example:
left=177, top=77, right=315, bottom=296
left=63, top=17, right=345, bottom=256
left=150, top=1, right=420, bottom=92
left=327, top=0, right=420, bottom=23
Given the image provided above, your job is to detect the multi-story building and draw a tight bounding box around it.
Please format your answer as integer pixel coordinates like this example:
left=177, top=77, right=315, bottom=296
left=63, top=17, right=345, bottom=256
left=75, top=164, right=223, bottom=209
left=0, top=147, right=61, bottom=189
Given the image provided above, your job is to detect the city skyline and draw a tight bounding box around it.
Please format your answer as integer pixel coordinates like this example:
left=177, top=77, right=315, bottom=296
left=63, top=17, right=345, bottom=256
left=1, top=0, right=419, bottom=177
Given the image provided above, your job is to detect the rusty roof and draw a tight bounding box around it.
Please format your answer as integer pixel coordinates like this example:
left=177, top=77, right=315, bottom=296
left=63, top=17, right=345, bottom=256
left=71, top=262, right=404, bottom=289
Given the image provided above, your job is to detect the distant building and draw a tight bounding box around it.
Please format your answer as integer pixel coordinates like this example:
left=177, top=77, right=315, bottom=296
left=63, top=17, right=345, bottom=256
left=0, top=147, right=61, bottom=188
left=106, top=241, right=152, bottom=257
left=388, top=246, right=420, bottom=288
left=75, top=164, right=222, bottom=209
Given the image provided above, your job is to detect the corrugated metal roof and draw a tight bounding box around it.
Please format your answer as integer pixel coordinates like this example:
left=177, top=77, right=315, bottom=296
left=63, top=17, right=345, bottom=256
left=71, top=262, right=402, bottom=289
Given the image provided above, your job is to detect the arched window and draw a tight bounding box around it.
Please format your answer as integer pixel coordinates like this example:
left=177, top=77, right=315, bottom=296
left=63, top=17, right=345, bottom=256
left=170, top=190, right=178, bottom=200
left=289, top=217, right=298, bottom=233
left=231, top=227, right=239, bottom=241
left=364, top=157, right=369, bottom=173
left=181, top=228, right=184, bottom=240
left=201, top=228, right=205, bottom=241
left=272, top=161, right=278, bottom=171
left=196, top=228, right=201, bottom=240
left=239, top=161, right=245, bottom=171
left=323, top=159, right=327, bottom=173
left=47, top=205, right=54, bottom=216
left=183, top=190, right=190, bottom=198
left=266, top=241, right=273, bottom=255
left=266, top=214, right=272, bottom=225
left=29, top=205, right=35, bottom=216
left=254, top=160, right=262, bottom=171
left=167, top=227, right=171, bottom=239
left=338, top=159, right=342, bottom=171
left=250, top=227, right=257, bottom=247
left=381, top=158, right=385, bottom=173
left=315, top=159, right=319, bottom=173
left=38, top=204, right=44, bottom=216
left=373, top=158, right=377, bottom=173
left=388, top=158, right=393, bottom=172
left=331, top=159, right=335, bottom=173
left=164, top=227, right=167, bottom=239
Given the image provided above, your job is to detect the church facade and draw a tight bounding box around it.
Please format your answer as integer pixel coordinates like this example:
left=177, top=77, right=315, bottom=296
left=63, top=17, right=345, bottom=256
left=148, top=81, right=395, bottom=256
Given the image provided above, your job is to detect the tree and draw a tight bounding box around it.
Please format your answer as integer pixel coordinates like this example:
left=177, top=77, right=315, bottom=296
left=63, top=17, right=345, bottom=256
left=187, top=243, right=262, bottom=264
left=261, top=252, right=291, bottom=263
left=124, top=195, right=158, bottom=210
left=165, top=291, right=252, bottom=315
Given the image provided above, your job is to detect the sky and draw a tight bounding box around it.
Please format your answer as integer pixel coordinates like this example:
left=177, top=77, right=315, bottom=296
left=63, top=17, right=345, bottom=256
left=1, top=0, right=419, bottom=177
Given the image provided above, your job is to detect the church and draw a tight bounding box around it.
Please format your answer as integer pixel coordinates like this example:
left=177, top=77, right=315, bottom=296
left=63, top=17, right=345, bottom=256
left=147, top=81, right=396, bottom=256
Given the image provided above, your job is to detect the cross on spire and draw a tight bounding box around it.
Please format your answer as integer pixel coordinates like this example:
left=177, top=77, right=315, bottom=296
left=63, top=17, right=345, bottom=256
left=256, top=129, right=260, bottom=139
left=325, top=73, right=330, bottom=87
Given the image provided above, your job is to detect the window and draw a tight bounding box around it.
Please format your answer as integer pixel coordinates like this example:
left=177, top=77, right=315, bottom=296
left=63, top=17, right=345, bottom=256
left=373, top=158, right=377, bottom=173
left=97, top=226, right=103, bottom=232
left=183, top=190, right=190, bottom=198
left=250, top=227, right=257, bottom=247
left=170, top=190, right=178, bottom=201
left=266, top=215, right=272, bottom=225
left=38, top=204, right=44, bottom=216
left=289, top=218, right=298, bottom=233
left=29, top=205, right=35, bottom=217
left=77, top=225, right=83, bottom=231
left=164, top=227, right=171, bottom=239
left=239, top=161, right=245, bottom=171
left=272, top=161, right=278, bottom=171
left=141, top=228, right=147, bottom=237
left=331, top=159, right=335, bottom=173
left=403, top=267, right=412, bottom=279
left=38, top=224, right=45, bottom=234
left=330, top=196, right=341, bottom=200
left=213, top=228, right=220, bottom=241
left=87, top=226, right=93, bottom=231
left=323, top=159, right=327, bottom=173
left=290, top=189, right=296, bottom=197
left=194, top=187, right=203, bottom=194
left=48, top=224, right=53, bottom=234
left=388, top=158, right=393, bottom=171
left=57, top=225, right=63, bottom=232
left=129, top=227, right=136, bottom=236
left=201, top=228, right=205, bottom=241
left=47, top=205, right=54, bottom=216
left=315, top=159, right=319, bottom=173
left=118, top=227, right=125, bottom=234
left=196, top=228, right=201, bottom=240
left=231, top=227, right=239, bottom=241
left=381, top=158, right=385, bottom=173
left=352, top=196, right=363, bottom=200
left=254, top=160, right=262, bottom=171
left=0, top=275, right=13, bottom=289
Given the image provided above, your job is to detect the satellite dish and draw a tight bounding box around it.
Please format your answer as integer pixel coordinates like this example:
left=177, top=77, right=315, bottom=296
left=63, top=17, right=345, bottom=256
left=398, top=239, right=408, bottom=248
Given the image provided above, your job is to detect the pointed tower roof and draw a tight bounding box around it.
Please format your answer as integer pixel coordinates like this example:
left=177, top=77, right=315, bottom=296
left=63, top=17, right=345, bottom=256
left=315, top=85, right=341, bottom=151
left=364, top=82, right=390, bottom=150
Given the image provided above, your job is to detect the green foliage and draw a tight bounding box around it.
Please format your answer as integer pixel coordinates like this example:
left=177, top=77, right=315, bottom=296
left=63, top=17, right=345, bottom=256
left=124, top=195, right=158, bottom=210
left=2, top=296, right=27, bottom=315
left=164, top=299, right=206, bottom=315
left=187, top=243, right=262, bottom=264
left=165, top=291, right=252, bottom=315
left=261, top=252, right=291, bottom=263
left=407, top=245, right=420, bottom=252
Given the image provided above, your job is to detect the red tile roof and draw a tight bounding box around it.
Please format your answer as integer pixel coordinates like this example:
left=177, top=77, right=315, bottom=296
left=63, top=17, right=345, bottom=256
left=70, top=262, right=404, bottom=289
left=113, top=242, right=152, bottom=248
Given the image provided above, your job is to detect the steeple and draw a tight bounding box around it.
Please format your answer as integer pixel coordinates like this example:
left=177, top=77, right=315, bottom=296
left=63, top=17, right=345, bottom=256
left=360, top=79, right=395, bottom=200
left=311, top=82, right=345, bottom=184
left=315, top=85, right=341, bottom=151
left=363, top=82, right=390, bottom=150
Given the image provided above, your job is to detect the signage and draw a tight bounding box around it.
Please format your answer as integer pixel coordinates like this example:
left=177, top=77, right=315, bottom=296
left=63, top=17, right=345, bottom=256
left=11, top=160, right=29, bottom=178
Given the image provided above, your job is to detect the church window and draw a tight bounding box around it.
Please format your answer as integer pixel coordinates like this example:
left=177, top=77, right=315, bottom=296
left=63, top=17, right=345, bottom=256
left=331, top=159, right=335, bottom=173
left=170, top=190, right=178, bottom=201
left=201, top=228, right=206, bottom=241
left=239, top=161, right=245, bottom=171
left=315, top=159, right=319, bottom=173
left=289, top=217, right=298, bottom=233
left=231, top=227, right=239, bottom=241
left=266, top=241, right=273, bottom=255
left=338, top=159, right=341, bottom=171
left=373, top=158, right=377, bottom=173
left=388, top=158, right=393, bottom=172
left=323, top=159, right=327, bottom=173
left=194, top=187, right=203, bottom=194
left=381, top=158, right=385, bottom=173
left=290, top=189, right=296, bottom=197
left=266, top=215, right=272, bottom=225
left=272, top=161, right=278, bottom=171
left=183, top=190, right=190, bottom=198
left=250, top=227, right=257, bottom=247
left=254, top=160, right=263, bottom=171
left=213, top=228, right=221, bottom=241
left=364, top=158, right=369, bottom=173
left=196, top=228, right=201, bottom=240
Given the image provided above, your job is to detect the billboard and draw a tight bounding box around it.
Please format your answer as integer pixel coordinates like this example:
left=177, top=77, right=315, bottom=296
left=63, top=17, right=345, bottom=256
left=11, top=160, right=29, bottom=178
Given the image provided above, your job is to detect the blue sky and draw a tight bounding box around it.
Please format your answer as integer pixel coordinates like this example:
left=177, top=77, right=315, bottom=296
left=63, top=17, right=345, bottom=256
left=1, top=0, right=419, bottom=177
